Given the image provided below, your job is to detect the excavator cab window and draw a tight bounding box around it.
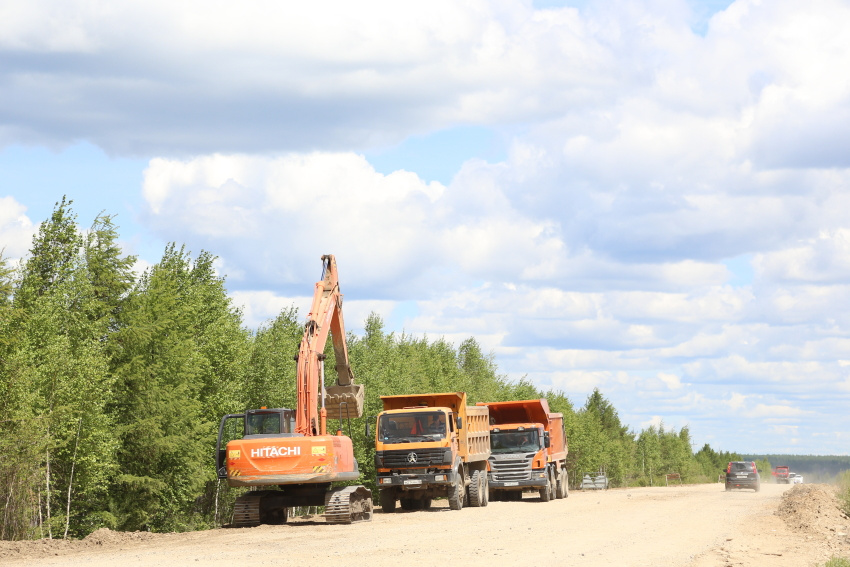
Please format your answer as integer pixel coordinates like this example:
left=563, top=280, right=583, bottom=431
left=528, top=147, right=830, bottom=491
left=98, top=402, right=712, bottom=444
left=245, top=409, right=296, bottom=437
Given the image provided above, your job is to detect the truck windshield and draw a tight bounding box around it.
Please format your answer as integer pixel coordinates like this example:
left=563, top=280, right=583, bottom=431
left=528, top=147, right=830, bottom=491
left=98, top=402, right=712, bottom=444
left=490, top=430, right=541, bottom=454
left=378, top=412, right=446, bottom=442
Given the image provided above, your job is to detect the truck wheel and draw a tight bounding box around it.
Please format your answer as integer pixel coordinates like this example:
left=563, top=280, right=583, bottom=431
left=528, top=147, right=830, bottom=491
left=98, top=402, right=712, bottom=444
left=448, top=474, right=464, bottom=510
left=540, top=471, right=553, bottom=502
left=556, top=469, right=568, bottom=499
left=549, top=469, right=557, bottom=500
left=380, top=489, right=396, bottom=513
left=468, top=470, right=484, bottom=507
left=480, top=473, right=489, bottom=507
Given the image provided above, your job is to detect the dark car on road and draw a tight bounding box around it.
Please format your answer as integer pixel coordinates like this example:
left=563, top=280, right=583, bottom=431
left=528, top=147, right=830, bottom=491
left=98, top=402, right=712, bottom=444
left=725, top=461, right=760, bottom=492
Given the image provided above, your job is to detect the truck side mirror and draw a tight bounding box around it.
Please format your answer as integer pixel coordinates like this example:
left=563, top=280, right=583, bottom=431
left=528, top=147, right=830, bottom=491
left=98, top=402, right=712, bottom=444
left=456, top=416, right=463, bottom=430
left=544, top=432, right=550, bottom=448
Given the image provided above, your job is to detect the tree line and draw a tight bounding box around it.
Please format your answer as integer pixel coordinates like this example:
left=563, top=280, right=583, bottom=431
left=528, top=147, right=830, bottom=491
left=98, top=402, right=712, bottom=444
left=1, top=198, right=738, bottom=540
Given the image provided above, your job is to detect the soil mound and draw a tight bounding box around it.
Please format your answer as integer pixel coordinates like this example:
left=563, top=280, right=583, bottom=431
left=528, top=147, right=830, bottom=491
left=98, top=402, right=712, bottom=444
left=0, top=528, right=161, bottom=560
left=776, top=484, right=850, bottom=536
left=82, top=527, right=156, bottom=546
left=0, top=537, right=72, bottom=560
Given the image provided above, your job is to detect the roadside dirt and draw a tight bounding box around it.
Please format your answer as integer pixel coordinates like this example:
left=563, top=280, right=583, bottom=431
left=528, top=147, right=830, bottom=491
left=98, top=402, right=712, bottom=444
left=2, top=483, right=848, bottom=566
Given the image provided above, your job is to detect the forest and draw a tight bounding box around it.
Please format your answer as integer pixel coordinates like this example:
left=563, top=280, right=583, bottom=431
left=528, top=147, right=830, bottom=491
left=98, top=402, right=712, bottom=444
left=1, top=198, right=743, bottom=540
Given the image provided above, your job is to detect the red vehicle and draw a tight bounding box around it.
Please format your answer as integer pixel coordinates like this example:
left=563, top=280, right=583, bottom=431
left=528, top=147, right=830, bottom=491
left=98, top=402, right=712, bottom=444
left=215, top=255, right=372, bottom=525
left=773, top=466, right=791, bottom=484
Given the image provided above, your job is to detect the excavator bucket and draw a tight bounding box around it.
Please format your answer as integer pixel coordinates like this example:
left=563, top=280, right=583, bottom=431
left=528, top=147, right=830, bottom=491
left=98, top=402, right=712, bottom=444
left=325, top=383, right=365, bottom=420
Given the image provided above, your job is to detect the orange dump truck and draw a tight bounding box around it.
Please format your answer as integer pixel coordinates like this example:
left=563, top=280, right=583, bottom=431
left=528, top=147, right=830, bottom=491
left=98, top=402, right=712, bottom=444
left=373, top=392, right=490, bottom=512
left=477, top=399, right=568, bottom=501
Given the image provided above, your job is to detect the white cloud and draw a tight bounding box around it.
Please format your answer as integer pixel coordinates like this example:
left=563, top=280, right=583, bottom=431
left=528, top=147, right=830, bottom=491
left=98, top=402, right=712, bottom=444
left=657, top=372, right=683, bottom=390
left=641, top=415, right=664, bottom=429
left=754, top=229, right=850, bottom=284
left=725, top=392, right=746, bottom=410
left=750, top=403, right=805, bottom=418
left=5, top=0, right=850, bottom=456
left=0, top=196, right=36, bottom=259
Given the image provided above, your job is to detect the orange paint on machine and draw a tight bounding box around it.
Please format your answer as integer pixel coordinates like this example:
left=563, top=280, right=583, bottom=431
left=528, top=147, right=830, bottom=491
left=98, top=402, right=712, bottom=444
left=214, top=255, right=372, bottom=526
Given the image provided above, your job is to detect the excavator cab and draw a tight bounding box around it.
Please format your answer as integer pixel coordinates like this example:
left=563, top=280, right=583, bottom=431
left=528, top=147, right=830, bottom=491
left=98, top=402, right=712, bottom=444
left=215, top=408, right=298, bottom=479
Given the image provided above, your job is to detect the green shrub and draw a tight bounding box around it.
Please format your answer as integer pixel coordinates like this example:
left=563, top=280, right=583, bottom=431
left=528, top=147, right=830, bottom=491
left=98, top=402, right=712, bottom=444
left=823, top=557, right=850, bottom=567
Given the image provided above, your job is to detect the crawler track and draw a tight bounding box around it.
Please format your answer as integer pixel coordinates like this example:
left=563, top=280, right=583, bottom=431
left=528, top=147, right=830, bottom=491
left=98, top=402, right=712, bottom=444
left=323, top=486, right=373, bottom=524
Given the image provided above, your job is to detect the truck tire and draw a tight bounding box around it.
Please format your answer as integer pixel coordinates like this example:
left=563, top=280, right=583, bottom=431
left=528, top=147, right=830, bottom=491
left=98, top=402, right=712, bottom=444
left=540, top=469, right=553, bottom=502
left=448, top=473, right=464, bottom=510
left=548, top=468, right=557, bottom=500
left=556, top=468, right=568, bottom=499
left=480, top=473, right=489, bottom=507
left=380, top=489, right=396, bottom=513
left=468, top=470, right=484, bottom=507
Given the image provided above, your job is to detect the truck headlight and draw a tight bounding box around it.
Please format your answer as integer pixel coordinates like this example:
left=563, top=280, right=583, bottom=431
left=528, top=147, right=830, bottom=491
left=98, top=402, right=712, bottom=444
left=379, top=477, right=392, bottom=485
left=435, top=474, right=446, bottom=482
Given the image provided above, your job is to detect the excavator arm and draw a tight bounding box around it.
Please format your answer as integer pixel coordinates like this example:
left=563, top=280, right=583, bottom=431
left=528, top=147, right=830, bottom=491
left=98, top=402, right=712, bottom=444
left=295, top=254, right=364, bottom=436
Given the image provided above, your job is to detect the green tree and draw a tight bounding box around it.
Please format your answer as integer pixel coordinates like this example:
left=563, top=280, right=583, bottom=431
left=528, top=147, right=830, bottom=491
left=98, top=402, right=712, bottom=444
left=109, top=245, right=212, bottom=531
left=1, top=200, right=120, bottom=539
left=84, top=214, right=136, bottom=332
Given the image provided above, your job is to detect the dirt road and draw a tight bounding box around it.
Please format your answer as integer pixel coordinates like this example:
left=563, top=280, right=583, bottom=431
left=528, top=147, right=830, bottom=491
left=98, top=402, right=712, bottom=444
left=2, top=483, right=848, bottom=567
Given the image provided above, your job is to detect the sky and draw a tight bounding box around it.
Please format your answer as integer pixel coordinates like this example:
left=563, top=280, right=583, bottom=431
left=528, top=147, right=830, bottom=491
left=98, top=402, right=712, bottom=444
left=2, top=0, right=849, bottom=456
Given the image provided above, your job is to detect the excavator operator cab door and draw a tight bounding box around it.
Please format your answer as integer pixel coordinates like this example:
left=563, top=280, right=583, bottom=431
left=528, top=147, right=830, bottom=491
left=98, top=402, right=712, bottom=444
left=216, top=413, right=245, bottom=479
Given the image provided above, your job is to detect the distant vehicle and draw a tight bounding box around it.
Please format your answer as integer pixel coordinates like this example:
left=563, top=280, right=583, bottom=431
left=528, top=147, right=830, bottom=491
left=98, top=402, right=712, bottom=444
left=774, top=466, right=791, bottom=484
left=725, top=461, right=760, bottom=492
left=789, top=473, right=804, bottom=484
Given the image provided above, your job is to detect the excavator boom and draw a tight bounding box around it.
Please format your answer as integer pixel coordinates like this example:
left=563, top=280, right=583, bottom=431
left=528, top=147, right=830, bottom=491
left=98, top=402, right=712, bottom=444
left=296, top=254, right=364, bottom=435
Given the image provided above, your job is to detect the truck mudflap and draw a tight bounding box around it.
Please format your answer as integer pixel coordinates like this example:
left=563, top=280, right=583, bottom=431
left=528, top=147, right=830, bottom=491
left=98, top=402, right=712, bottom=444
left=376, top=471, right=456, bottom=488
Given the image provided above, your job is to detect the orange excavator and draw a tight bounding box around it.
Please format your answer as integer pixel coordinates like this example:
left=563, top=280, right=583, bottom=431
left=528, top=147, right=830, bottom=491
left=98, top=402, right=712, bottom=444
left=215, top=255, right=373, bottom=525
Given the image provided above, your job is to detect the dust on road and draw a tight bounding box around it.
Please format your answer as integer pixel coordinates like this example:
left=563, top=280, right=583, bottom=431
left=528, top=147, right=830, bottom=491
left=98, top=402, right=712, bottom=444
left=2, top=483, right=848, bottom=567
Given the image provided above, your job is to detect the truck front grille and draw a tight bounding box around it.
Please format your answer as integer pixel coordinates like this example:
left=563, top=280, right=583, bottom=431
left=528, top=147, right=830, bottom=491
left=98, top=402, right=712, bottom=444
left=376, top=448, right=449, bottom=468
left=489, top=454, right=534, bottom=481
